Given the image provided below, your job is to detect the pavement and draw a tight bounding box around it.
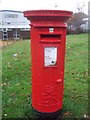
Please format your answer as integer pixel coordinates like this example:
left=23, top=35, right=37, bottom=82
left=0, top=41, right=2, bottom=49
left=0, top=40, right=15, bottom=49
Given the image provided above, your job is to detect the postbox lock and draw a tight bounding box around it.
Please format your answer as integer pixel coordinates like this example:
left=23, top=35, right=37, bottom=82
left=49, top=28, right=54, bottom=33
left=56, top=79, right=62, bottom=83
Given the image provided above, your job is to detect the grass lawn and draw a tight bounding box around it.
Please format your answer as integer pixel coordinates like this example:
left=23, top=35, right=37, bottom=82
left=2, top=33, right=88, bottom=119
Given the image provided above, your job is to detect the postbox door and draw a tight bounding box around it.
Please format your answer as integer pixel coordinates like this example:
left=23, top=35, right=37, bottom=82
left=39, top=28, right=66, bottom=111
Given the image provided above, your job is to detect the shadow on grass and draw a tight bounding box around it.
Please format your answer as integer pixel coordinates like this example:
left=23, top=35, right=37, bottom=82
left=23, top=99, right=37, bottom=119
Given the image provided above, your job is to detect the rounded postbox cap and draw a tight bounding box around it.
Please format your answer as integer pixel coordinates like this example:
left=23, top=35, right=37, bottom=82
left=24, top=10, right=73, bottom=22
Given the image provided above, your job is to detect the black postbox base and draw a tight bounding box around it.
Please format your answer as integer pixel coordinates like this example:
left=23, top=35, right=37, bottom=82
left=32, top=106, right=62, bottom=119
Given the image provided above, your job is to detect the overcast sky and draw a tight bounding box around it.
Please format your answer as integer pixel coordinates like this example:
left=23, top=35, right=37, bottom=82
left=0, top=0, right=89, bottom=14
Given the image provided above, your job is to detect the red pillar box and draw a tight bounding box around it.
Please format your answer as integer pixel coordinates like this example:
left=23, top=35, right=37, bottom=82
left=24, top=10, right=72, bottom=117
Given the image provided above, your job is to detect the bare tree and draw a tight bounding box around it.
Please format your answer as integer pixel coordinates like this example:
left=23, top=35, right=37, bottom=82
left=76, top=2, right=85, bottom=13
left=67, top=2, right=88, bottom=34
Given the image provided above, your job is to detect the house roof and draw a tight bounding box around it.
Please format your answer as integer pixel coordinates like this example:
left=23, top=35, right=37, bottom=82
left=0, top=10, right=23, bottom=13
left=0, top=25, right=30, bottom=29
left=0, top=10, right=30, bottom=29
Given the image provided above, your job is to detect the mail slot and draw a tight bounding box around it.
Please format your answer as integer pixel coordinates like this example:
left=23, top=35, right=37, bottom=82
left=40, top=34, right=61, bottom=43
left=24, top=10, right=72, bottom=117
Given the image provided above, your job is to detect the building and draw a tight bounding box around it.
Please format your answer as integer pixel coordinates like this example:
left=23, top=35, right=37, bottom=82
left=80, top=18, right=88, bottom=32
left=0, top=10, right=30, bottom=40
left=67, top=12, right=88, bottom=34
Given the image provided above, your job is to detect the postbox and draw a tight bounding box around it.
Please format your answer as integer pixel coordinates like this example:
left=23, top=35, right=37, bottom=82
left=24, top=10, right=72, bottom=117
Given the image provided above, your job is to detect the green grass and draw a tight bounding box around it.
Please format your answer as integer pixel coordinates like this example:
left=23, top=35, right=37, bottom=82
left=2, top=33, right=88, bottom=119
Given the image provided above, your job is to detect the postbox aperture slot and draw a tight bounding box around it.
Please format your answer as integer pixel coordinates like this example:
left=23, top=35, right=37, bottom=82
left=40, top=34, right=61, bottom=43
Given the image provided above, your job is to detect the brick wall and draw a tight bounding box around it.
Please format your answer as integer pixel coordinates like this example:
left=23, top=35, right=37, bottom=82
left=20, top=30, right=30, bottom=39
left=8, top=31, right=13, bottom=39
left=7, top=30, right=30, bottom=40
left=0, top=31, right=2, bottom=40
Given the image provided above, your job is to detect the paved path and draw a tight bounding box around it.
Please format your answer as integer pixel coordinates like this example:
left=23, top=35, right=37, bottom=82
left=0, top=41, right=8, bottom=49
left=0, top=42, right=2, bottom=49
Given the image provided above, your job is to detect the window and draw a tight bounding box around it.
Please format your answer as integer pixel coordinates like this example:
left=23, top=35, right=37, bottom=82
left=3, top=29, right=8, bottom=40
left=13, top=29, right=20, bottom=39
left=7, top=22, right=10, bottom=25
left=4, top=14, right=18, bottom=18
